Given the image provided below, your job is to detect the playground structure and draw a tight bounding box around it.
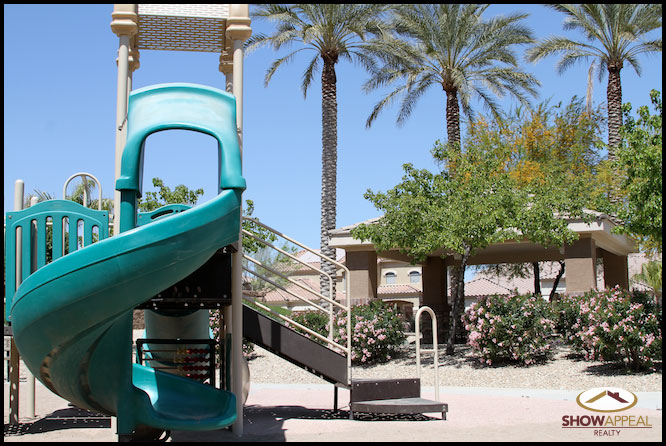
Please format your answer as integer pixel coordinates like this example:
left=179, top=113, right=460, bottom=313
left=5, top=4, right=447, bottom=442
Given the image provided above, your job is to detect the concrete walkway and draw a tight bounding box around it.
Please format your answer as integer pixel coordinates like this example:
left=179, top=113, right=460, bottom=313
left=4, top=379, right=662, bottom=442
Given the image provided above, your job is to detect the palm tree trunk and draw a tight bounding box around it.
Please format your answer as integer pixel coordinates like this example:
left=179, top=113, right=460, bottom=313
left=606, top=65, right=623, bottom=160
left=444, top=86, right=463, bottom=352
left=445, top=88, right=461, bottom=149
left=320, top=57, right=338, bottom=302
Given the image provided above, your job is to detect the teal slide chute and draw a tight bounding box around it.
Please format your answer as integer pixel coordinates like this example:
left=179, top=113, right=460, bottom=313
left=8, top=83, right=244, bottom=435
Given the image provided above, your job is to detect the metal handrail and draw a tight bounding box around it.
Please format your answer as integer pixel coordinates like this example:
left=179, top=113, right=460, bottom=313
left=241, top=228, right=336, bottom=335
left=243, top=295, right=348, bottom=353
left=243, top=253, right=347, bottom=311
left=243, top=266, right=331, bottom=315
left=415, top=306, right=440, bottom=402
left=241, top=216, right=352, bottom=386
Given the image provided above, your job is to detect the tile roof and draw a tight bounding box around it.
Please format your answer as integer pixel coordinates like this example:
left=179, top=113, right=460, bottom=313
left=377, top=284, right=421, bottom=296
left=461, top=277, right=514, bottom=298
left=283, top=248, right=346, bottom=274
left=259, top=276, right=345, bottom=304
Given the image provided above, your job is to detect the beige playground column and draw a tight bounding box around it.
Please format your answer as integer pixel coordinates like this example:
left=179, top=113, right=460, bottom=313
left=226, top=3, right=252, bottom=438
left=110, top=4, right=138, bottom=235
left=219, top=46, right=234, bottom=93
left=127, top=38, right=141, bottom=105
left=564, top=236, right=598, bottom=294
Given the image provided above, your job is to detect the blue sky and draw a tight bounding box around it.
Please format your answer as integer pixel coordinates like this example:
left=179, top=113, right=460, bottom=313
left=4, top=4, right=663, bottom=257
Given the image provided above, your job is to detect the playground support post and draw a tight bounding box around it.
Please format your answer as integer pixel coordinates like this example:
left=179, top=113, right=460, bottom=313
left=110, top=6, right=138, bottom=438
left=26, top=196, right=38, bottom=418
left=226, top=4, right=251, bottom=437
left=111, top=4, right=138, bottom=237
left=8, top=179, right=24, bottom=425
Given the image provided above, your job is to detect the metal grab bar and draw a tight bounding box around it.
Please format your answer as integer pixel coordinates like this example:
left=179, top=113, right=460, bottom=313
left=415, top=306, right=439, bottom=402
left=62, top=172, right=103, bottom=210
left=241, top=216, right=352, bottom=385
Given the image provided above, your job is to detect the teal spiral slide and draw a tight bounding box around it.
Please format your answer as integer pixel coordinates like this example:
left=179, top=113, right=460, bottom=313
left=9, top=83, right=245, bottom=436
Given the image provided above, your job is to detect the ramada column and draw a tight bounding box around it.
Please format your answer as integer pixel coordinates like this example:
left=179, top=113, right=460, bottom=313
left=421, top=256, right=449, bottom=343
left=346, top=250, right=377, bottom=305
left=601, top=250, right=629, bottom=290
left=564, top=237, right=598, bottom=294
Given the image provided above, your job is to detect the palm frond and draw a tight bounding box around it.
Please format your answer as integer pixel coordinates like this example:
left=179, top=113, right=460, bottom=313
left=364, top=4, right=538, bottom=134
left=300, top=54, right=320, bottom=99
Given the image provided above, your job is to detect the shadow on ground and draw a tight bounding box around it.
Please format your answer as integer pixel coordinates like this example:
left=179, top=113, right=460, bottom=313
left=3, top=406, right=110, bottom=437
left=168, top=404, right=440, bottom=442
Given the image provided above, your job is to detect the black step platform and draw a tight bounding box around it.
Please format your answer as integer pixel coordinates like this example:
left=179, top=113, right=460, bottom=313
left=350, top=378, right=447, bottom=420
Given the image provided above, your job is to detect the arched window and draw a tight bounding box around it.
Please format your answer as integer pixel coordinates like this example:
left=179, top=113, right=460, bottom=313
left=385, top=271, right=396, bottom=284
left=409, top=270, right=421, bottom=284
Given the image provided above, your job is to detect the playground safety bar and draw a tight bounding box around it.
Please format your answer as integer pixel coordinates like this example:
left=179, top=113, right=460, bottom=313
left=415, top=306, right=440, bottom=402
left=240, top=217, right=352, bottom=386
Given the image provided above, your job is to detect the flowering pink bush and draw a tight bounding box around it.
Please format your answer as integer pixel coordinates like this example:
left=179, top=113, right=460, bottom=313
left=290, top=301, right=405, bottom=365
left=557, top=286, right=662, bottom=371
left=335, top=301, right=406, bottom=365
left=462, top=293, right=556, bottom=366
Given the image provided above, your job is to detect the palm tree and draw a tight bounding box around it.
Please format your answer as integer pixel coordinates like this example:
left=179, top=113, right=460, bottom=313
left=24, top=189, right=55, bottom=208
left=247, top=4, right=391, bottom=300
left=633, top=260, right=662, bottom=301
left=363, top=4, right=539, bottom=353
left=526, top=4, right=662, bottom=160
left=364, top=4, right=540, bottom=148
left=67, top=181, right=114, bottom=212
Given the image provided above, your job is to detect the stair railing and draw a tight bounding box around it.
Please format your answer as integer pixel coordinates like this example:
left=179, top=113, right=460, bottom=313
left=415, top=306, right=440, bottom=402
left=241, top=217, right=352, bottom=386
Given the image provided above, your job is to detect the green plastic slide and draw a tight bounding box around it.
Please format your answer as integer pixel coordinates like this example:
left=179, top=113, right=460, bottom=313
left=9, top=83, right=245, bottom=435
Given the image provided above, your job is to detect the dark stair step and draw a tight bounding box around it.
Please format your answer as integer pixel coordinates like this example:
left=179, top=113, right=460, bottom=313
left=352, top=397, right=448, bottom=417
left=350, top=378, right=447, bottom=419
left=242, top=304, right=348, bottom=385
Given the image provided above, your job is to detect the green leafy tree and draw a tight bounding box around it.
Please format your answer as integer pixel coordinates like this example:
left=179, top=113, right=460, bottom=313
left=364, top=4, right=540, bottom=148
left=352, top=139, right=588, bottom=354
left=526, top=4, right=662, bottom=159
left=467, top=96, right=608, bottom=294
left=614, top=90, right=662, bottom=253
left=362, top=4, right=539, bottom=314
left=137, top=177, right=204, bottom=212
left=241, top=199, right=280, bottom=256
left=247, top=4, right=392, bottom=301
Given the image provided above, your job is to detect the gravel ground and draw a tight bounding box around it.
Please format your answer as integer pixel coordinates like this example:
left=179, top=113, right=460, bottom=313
left=246, top=340, right=662, bottom=392
left=6, top=334, right=660, bottom=392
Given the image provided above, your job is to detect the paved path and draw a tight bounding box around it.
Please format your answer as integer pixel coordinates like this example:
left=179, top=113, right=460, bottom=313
left=4, top=379, right=662, bottom=442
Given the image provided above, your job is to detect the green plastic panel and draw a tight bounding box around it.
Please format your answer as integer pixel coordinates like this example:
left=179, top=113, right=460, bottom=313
left=137, top=204, right=191, bottom=227
left=5, top=200, right=109, bottom=322
left=116, top=83, right=246, bottom=197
